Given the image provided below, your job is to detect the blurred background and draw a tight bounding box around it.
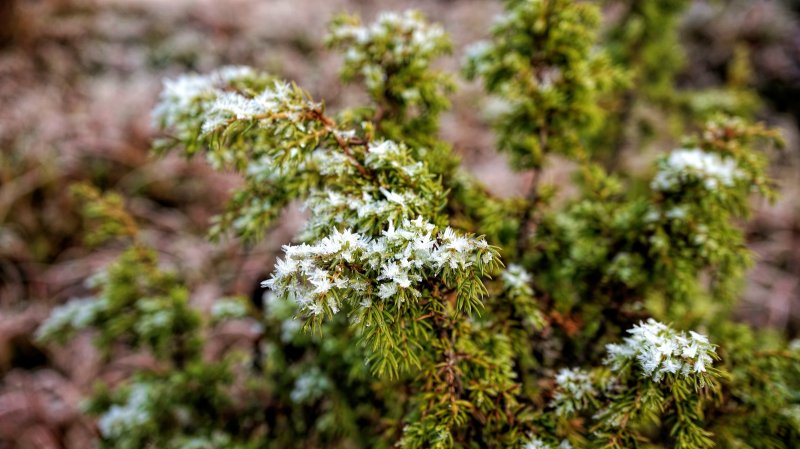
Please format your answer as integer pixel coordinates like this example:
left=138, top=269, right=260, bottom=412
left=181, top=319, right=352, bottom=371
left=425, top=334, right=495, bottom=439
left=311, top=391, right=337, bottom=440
left=0, top=0, right=799, bottom=447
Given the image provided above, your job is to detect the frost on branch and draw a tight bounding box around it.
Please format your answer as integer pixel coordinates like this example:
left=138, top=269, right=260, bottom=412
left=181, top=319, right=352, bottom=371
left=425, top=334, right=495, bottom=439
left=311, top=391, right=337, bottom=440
left=301, top=139, right=443, bottom=240
left=262, top=217, right=499, bottom=320
left=522, top=437, right=572, bottom=449
left=464, top=0, right=624, bottom=168
left=590, top=322, right=722, bottom=449
left=651, top=148, right=742, bottom=191
left=36, top=246, right=201, bottom=361
left=35, top=296, right=107, bottom=342
left=152, top=64, right=449, bottom=242
left=502, top=264, right=533, bottom=296
left=210, top=297, right=249, bottom=322
left=152, top=66, right=256, bottom=127
left=290, top=367, right=333, bottom=404
left=327, top=9, right=453, bottom=131
left=152, top=66, right=269, bottom=155
left=605, top=319, right=717, bottom=384
left=97, top=383, right=153, bottom=439
left=549, top=368, right=597, bottom=417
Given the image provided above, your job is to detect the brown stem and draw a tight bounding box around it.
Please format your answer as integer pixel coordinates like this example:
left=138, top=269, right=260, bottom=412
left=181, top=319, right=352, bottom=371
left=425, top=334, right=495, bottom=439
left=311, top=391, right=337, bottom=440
left=0, top=0, right=17, bottom=47
left=516, top=169, right=541, bottom=258
left=515, top=0, right=554, bottom=258
left=605, top=2, right=648, bottom=172
left=515, top=124, right=548, bottom=258
left=310, top=109, right=376, bottom=178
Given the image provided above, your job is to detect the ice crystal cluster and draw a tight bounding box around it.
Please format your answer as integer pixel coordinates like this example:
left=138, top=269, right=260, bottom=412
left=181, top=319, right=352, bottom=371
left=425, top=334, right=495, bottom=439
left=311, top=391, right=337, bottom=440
left=200, top=80, right=305, bottom=135
left=502, top=264, right=534, bottom=295
left=97, top=384, right=152, bottom=438
left=550, top=368, right=596, bottom=416
left=327, top=10, right=451, bottom=106
left=523, top=437, right=572, bottom=449
left=263, top=218, right=497, bottom=318
left=152, top=65, right=259, bottom=139
left=35, top=296, right=105, bottom=341
left=651, top=148, right=742, bottom=191
left=302, top=140, right=439, bottom=237
left=329, top=10, right=446, bottom=59
left=210, top=298, right=248, bottom=321
left=290, top=367, right=332, bottom=404
left=605, top=319, right=717, bottom=382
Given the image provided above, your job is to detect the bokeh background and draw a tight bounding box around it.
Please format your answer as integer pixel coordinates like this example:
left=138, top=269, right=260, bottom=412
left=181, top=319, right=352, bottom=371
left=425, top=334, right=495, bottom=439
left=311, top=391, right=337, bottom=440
left=1, top=1, right=799, bottom=447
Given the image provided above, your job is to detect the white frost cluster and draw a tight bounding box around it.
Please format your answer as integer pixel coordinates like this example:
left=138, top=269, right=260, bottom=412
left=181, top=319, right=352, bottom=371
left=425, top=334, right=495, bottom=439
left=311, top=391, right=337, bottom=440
left=464, top=40, right=492, bottom=71
left=36, top=297, right=106, bottom=341
left=305, top=188, right=425, bottom=238
left=605, top=319, right=716, bottom=382
left=651, top=148, right=742, bottom=192
left=152, top=66, right=256, bottom=130
left=98, top=383, right=152, bottom=438
left=211, top=298, right=249, bottom=321
left=329, top=10, right=448, bottom=98
left=330, top=10, right=446, bottom=63
left=290, top=367, right=332, bottom=403
left=152, top=66, right=323, bottom=151
left=550, top=368, right=596, bottom=416
left=200, top=80, right=313, bottom=135
left=134, top=298, right=176, bottom=336
left=169, top=433, right=234, bottom=449
left=523, top=438, right=550, bottom=449
left=262, top=217, right=494, bottom=317
left=523, top=438, right=572, bottom=449
left=502, top=264, right=533, bottom=296
left=305, top=141, right=429, bottom=235
left=365, top=140, right=423, bottom=175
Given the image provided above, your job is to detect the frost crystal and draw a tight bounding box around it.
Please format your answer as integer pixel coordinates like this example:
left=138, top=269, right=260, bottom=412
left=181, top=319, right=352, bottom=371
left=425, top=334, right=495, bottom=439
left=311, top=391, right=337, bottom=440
left=98, top=384, right=152, bottom=438
left=651, top=148, right=742, bottom=192
left=301, top=140, right=438, bottom=238
left=502, top=264, right=533, bottom=296
left=290, top=367, right=331, bottom=403
left=605, top=319, right=716, bottom=382
left=35, top=297, right=106, bottom=341
left=200, top=80, right=312, bottom=135
left=329, top=10, right=446, bottom=65
left=327, top=10, right=450, bottom=105
left=550, top=368, right=596, bottom=416
left=152, top=65, right=256, bottom=130
left=135, top=299, right=175, bottom=336
left=464, top=40, right=492, bottom=70
left=262, top=217, right=495, bottom=318
left=201, top=92, right=261, bottom=133
left=211, top=298, right=249, bottom=321
left=280, top=319, right=303, bottom=342
left=523, top=437, right=552, bottom=449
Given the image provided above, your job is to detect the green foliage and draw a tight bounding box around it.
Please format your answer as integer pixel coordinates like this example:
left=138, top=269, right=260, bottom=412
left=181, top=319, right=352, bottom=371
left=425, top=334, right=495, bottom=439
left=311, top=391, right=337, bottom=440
left=465, top=0, right=626, bottom=169
left=36, top=2, right=799, bottom=449
left=707, top=323, right=800, bottom=448
left=71, top=183, right=138, bottom=247
left=327, top=10, right=454, bottom=158
left=36, top=192, right=200, bottom=362
left=604, top=0, right=689, bottom=105
left=599, top=0, right=763, bottom=168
